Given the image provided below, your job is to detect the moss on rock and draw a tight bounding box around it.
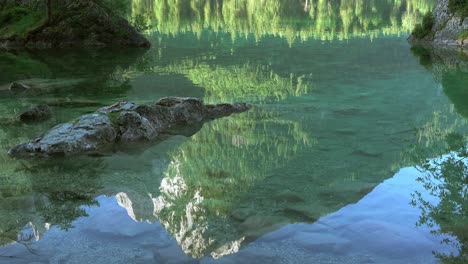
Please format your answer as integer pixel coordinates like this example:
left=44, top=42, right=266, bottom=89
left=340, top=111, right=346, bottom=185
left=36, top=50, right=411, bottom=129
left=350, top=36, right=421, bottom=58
left=0, top=0, right=150, bottom=49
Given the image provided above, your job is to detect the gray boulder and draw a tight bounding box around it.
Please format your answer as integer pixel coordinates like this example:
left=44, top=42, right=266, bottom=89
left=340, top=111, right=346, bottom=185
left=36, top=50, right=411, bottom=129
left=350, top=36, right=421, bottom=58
left=9, top=114, right=118, bottom=158
left=8, top=97, right=252, bottom=158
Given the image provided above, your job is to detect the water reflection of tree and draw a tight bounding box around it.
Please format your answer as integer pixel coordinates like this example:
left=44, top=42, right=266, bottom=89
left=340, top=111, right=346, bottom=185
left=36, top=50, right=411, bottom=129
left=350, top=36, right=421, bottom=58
left=411, top=132, right=467, bottom=263
left=153, top=60, right=310, bottom=103
left=0, top=157, right=104, bottom=247
left=28, top=159, right=103, bottom=230
left=411, top=46, right=468, bottom=120
left=132, top=0, right=434, bottom=43
left=408, top=44, right=468, bottom=263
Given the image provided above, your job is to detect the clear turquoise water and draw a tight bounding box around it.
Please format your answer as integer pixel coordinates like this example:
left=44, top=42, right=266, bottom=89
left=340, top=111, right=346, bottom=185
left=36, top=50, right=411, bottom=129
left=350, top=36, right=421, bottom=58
left=1, top=1, right=467, bottom=263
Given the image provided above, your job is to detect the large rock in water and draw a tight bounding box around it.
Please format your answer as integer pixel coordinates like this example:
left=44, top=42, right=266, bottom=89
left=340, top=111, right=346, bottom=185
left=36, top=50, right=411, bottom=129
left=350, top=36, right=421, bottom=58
left=1, top=0, right=150, bottom=49
left=8, top=98, right=252, bottom=158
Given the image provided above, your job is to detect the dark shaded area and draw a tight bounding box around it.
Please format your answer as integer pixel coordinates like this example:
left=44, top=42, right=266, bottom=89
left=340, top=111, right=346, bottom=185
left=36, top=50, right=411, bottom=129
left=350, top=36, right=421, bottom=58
left=448, top=0, right=468, bottom=18
left=18, top=104, right=52, bottom=123
left=0, top=48, right=148, bottom=97
left=442, top=72, right=468, bottom=118
left=0, top=0, right=149, bottom=48
left=410, top=46, right=468, bottom=117
left=412, top=12, right=435, bottom=39
left=0, top=157, right=104, bottom=247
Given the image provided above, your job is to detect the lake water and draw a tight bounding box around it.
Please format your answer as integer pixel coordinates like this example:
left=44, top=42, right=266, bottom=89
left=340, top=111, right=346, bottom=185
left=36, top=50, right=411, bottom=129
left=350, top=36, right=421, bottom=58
left=1, top=0, right=467, bottom=263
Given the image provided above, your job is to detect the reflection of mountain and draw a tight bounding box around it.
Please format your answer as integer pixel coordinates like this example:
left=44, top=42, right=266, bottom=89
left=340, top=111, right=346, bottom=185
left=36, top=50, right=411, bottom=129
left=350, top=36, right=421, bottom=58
left=0, top=101, right=456, bottom=259
left=132, top=0, right=434, bottom=43
left=112, top=38, right=464, bottom=259
left=151, top=109, right=312, bottom=258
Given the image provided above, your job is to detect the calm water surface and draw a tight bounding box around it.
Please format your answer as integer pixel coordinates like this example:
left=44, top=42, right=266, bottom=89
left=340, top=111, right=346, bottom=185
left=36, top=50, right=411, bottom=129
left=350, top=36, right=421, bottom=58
left=1, top=1, right=467, bottom=263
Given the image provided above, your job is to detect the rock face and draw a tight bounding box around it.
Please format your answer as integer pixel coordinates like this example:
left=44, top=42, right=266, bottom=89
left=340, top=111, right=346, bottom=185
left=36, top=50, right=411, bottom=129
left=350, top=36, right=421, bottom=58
left=0, top=0, right=150, bottom=49
left=8, top=98, right=252, bottom=158
left=409, top=0, right=468, bottom=47
left=18, top=104, right=52, bottom=122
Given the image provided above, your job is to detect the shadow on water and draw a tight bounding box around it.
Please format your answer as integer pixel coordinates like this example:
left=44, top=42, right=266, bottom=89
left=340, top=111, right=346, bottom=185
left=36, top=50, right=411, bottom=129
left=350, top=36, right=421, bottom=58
left=0, top=48, right=148, bottom=99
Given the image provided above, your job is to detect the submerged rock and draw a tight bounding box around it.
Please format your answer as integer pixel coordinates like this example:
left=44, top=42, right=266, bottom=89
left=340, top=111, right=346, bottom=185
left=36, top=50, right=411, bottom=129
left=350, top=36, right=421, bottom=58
left=43, top=99, right=102, bottom=108
left=0, top=78, right=86, bottom=96
left=8, top=97, right=252, bottom=158
left=9, top=82, right=32, bottom=94
left=18, top=104, right=52, bottom=122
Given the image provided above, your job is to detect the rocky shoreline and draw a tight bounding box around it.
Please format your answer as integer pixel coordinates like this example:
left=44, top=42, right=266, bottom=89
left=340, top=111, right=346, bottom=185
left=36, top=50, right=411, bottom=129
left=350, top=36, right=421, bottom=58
left=8, top=97, right=252, bottom=158
left=409, top=0, right=467, bottom=48
left=0, top=0, right=150, bottom=49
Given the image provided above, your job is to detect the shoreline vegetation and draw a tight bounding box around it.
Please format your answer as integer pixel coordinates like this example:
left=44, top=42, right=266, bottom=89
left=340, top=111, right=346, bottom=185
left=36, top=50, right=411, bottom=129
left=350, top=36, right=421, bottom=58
left=0, top=0, right=150, bottom=49
left=409, top=0, right=468, bottom=48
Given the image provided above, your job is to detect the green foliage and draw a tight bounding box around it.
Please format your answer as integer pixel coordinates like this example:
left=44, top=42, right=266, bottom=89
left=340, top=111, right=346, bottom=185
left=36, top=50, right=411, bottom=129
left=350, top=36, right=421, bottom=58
left=0, top=0, right=133, bottom=40
left=0, top=7, right=44, bottom=39
left=131, top=13, right=150, bottom=32
left=448, top=0, right=468, bottom=18
left=0, top=7, right=29, bottom=24
left=412, top=12, right=434, bottom=39
left=458, top=30, right=468, bottom=40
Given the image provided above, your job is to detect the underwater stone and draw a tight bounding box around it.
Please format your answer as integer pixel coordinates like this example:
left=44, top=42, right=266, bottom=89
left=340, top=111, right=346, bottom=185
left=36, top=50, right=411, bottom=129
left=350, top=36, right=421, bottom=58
left=18, top=104, right=52, bottom=122
left=9, top=82, right=31, bottom=94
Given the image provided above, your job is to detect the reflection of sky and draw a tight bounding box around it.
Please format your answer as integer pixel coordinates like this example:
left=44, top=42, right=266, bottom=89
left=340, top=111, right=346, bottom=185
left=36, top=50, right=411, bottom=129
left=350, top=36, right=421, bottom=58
left=1, top=167, right=458, bottom=264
